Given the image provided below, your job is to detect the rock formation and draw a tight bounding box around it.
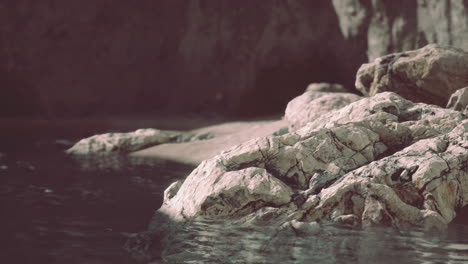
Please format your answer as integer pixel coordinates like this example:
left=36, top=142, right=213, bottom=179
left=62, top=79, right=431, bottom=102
left=332, top=0, right=468, bottom=61
left=285, top=83, right=362, bottom=131
left=0, top=0, right=360, bottom=117
left=356, top=44, right=468, bottom=106
left=158, top=92, right=467, bottom=232
left=447, top=87, right=468, bottom=116
left=2, top=1, right=468, bottom=117
left=66, top=128, right=202, bottom=154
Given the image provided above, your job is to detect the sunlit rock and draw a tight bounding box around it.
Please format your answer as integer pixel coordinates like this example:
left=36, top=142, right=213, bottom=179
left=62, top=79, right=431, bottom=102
left=159, top=92, right=466, bottom=232
left=66, top=129, right=201, bottom=154
left=285, top=83, right=361, bottom=130
left=356, top=44, right=468, bottom=106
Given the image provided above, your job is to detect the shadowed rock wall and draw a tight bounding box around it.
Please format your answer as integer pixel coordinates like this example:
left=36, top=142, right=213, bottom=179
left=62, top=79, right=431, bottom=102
left=0, top=0, right=363, bottom=117
left=333, top=0, right=468, bottom=61
left=1, top=0, right=468, bottom=117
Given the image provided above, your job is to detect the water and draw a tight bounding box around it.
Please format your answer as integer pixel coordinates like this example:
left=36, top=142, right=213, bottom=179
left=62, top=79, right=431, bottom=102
left=0, top=138, right=467, bottom=264
left=0, top=140, right=193, bottom=264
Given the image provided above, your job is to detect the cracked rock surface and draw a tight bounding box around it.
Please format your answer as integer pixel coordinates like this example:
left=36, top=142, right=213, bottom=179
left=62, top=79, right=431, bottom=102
left=356, top=44, right=468, bottom=106
left=159, top=92, right=467, bottom=232
left=66, top=128, right=199, bottom=154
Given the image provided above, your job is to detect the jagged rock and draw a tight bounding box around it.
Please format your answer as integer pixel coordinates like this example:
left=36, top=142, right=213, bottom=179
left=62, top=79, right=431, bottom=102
left=447, top=87, right=468, bottom=116
left=158, top=92, right=466, bottom=233
left=66, top=129, right=190, bottom=154
left=284, top=87, right=361, bottom=130
left=356, top=44, right=468, bottom=106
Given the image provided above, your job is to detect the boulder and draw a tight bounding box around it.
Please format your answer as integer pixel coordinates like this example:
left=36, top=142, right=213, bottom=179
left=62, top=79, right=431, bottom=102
left=66, top=129, right=192, bottom=154
left=356, top=44, right=468, bottom=106
left=284, top=85, right=361, bottom=131
left=158, top=92, right=467, bottom=232
left=447, top=87, right=468, bottom=116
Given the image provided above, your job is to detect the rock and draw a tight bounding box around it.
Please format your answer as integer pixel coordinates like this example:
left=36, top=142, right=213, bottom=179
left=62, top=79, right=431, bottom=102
left=0, top=1, right=362, bottom=117
left=158, top=92, right=466, bottom=233
left=305, top=83, right=349, bottom=93
left=356, top=44, right=468, bottom=106
left=332, top=0, right=468, bottom=61
left=161, top=167, right=294, bottom=219
left=66, top=129, right=189, bottom=154
left=284, top=87, right=362, bottom=130
left=289, top=220, right=321, bottom=235
left=447, top=87, right=468, bottom=115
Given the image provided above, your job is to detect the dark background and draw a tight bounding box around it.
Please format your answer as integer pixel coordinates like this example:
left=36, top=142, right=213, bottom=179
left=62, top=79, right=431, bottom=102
left=1, top=0, right=467, bottom=118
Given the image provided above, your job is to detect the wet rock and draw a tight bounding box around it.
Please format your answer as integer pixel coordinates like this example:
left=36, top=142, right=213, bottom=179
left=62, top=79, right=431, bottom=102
left=447, top=87, right=468, bottom=116
left=356, top=44, right=468, bottom=106
left=66, top=129, right=193, bottom=154
left=285, top=85, right=362, bottom=130
left=158, top=92, right=466, bottom=232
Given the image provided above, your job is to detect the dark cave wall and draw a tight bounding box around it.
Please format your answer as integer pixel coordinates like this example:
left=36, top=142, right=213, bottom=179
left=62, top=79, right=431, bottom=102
left=1, top=0, right=467, bottom=118
left=0, top=0, right=363, bottom=117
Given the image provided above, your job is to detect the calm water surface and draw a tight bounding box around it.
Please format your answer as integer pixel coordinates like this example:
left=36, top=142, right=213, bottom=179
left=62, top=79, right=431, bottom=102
left=0, top=139, right=467, bottom=264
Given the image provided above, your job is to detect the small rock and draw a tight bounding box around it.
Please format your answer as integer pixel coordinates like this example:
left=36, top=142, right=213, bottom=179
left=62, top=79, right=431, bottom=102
left=306, top=83, right=348, bottom=93
left=446, top=87, right=468, bottom=116
left=285, top=89, right=361, bottom=131
left=290, top=220, right=321, bottom=235
left=67, top=128, right=185, bottom=154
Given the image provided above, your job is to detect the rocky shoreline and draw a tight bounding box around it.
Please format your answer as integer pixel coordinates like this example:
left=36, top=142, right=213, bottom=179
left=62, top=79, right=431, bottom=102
left=67, top=45, right=468, bottom=262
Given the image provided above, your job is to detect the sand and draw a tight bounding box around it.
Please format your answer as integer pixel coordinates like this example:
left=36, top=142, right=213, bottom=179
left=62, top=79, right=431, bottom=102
left=130, top=119, right=287, bottom=165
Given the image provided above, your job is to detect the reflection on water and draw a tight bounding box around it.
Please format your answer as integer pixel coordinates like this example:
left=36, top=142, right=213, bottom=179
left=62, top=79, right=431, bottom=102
left=0, top=142, right=194, bottom=264
left=162, top=220, right=468, bottom=264
left=0, top=141, right=467, bottom=264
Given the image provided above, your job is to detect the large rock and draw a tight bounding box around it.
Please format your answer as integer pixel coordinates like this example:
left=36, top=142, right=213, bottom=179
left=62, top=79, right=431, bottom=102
left=66, top=129, right=189, bottom=154
left=158, top=92, right=467, bottom=232
left=447, top=87, right=468, bottom=116
left=284, top=85, right=361, bottom=130
left=356, top=44, right=468, bottom=106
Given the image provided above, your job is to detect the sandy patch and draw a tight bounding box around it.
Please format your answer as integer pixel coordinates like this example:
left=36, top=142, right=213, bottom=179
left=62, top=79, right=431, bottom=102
left=130, top=119, right=287, bottom=165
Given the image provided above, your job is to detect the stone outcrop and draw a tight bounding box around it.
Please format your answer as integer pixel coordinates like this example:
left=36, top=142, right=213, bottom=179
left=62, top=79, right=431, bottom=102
left=284, top=83, right=362, bottom=130
left=66, top=128, right=199, bottom=154
left=447, top=87, right=468, bottom=116
left=356, top=44, right=468, bottom=106
left=158, top=92, right=467, bottom=232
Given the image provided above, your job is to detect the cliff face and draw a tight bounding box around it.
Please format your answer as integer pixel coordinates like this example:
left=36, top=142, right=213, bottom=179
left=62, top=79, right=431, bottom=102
left=333, top=0, right=468, bottom=60
left=1, top=1, right=468, bottom=117
left=0, top=0, right=361, bottom=117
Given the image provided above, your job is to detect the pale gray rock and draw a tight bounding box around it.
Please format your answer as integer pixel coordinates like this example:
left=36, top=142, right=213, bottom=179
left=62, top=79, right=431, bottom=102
left=66, top=129, right=188, bottom=154
left=285, top=88, right=361, bottom=131
left=447, top=87, right=468, bottom=116
left=305, top=83, right=349, bottom=93
left=159, top=92, right=466, bottom=232
left=356, top=44, right=468, bottom=106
